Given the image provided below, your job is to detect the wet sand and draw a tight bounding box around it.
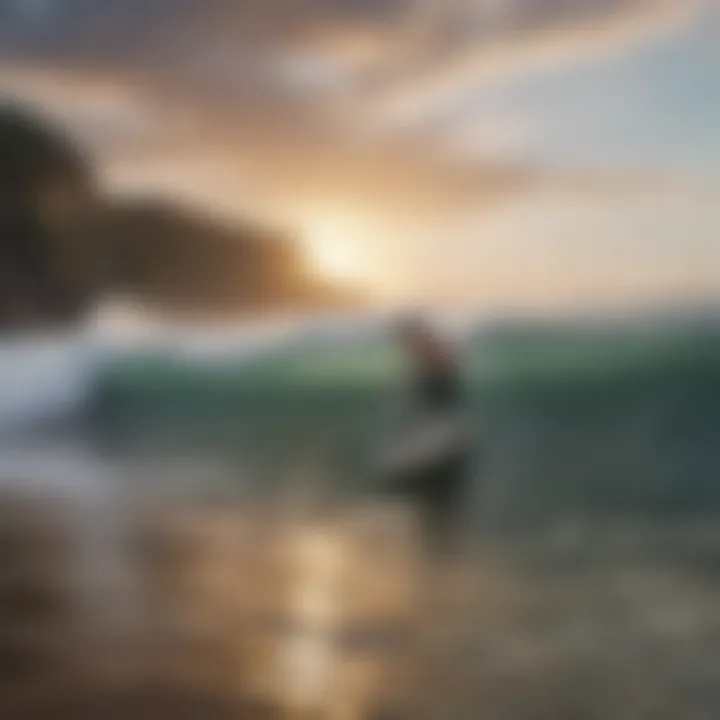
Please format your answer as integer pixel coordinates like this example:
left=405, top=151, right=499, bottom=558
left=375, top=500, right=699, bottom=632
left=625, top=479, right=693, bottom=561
left=1, top=485, right=720, bottom=719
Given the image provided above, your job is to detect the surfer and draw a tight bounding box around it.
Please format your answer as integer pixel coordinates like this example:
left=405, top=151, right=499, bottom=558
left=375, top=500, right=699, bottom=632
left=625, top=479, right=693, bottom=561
left=378, top=315, right=473, bottom=556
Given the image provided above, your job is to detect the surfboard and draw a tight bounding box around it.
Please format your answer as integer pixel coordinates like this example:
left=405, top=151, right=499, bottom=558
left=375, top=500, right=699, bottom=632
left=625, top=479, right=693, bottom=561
left=378, top=416, right=471, bottom=477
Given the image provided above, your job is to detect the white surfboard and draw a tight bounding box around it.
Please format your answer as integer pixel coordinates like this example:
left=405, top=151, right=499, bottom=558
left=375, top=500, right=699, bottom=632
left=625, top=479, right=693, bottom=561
left=379, top=416, right=471, bottom=476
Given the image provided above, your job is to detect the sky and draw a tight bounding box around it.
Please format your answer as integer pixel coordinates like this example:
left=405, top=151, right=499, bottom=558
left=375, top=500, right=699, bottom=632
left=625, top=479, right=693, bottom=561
left=1, top=0, right=719, bottom=312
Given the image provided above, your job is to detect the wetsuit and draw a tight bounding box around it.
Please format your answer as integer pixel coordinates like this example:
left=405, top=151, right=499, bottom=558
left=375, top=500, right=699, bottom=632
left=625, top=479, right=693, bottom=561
left=385, top=361, right=472, bottom=553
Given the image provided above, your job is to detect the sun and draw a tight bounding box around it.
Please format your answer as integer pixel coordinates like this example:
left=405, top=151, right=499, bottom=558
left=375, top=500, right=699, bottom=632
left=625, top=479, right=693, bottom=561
left=305, top=215, right=363, bottom=283
left=310, top=240, right=358, bottom=282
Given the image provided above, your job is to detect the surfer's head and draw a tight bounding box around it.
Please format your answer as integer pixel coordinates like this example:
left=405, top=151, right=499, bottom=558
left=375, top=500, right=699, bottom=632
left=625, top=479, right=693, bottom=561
left=396, top=314, right=452, bottom=370
left=397, top=313, right=432, bottom=342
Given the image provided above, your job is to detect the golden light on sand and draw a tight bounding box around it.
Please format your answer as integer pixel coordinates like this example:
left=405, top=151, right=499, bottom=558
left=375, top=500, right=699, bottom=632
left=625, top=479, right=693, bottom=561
left=277, top=524, right=344, bottom=714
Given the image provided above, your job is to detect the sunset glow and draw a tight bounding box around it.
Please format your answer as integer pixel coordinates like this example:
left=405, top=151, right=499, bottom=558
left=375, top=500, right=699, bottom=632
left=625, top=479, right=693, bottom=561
left=304, top=213, right=366, bottom=284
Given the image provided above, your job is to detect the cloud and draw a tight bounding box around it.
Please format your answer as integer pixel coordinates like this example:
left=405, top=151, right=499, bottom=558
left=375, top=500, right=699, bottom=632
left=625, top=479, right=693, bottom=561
left=352, top=0, right=701, bottom=131
left=1, top=0, right=715, bottom=309
left=3, top=56, right=712, bottom=232
left=1, top=2, right=702, bottom=131
left=1, top=2, right=702, bottom=187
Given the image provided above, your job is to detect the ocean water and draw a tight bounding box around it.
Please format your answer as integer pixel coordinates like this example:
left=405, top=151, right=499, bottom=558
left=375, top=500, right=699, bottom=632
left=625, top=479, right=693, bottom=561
left=5, top=309, right=713, bottom=522
left=2, top=311, right=720, bottom=718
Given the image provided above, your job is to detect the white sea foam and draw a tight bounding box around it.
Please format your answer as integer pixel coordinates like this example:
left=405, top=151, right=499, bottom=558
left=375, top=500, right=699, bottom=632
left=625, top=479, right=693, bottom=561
left=0, top=301, right=393, bottom=430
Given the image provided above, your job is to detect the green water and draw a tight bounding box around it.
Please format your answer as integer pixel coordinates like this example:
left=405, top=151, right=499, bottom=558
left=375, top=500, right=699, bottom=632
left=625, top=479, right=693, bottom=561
left=87, top=319, right=720, bottom=523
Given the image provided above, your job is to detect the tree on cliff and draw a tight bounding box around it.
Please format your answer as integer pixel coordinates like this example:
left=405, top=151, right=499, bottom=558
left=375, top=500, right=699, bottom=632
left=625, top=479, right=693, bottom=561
left=101, top=199, right=360, bottom=317
left=0, top=103, right=360, bottom=330
left=0, top=104, right=98, bottom=328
